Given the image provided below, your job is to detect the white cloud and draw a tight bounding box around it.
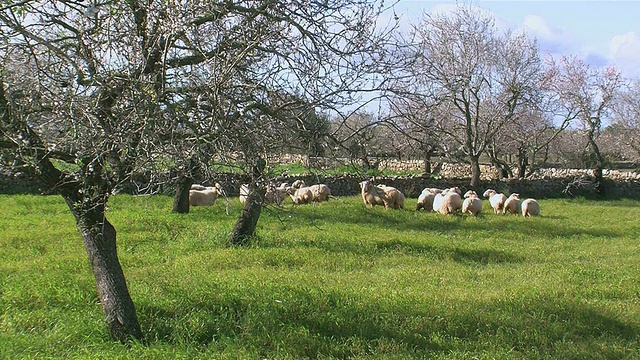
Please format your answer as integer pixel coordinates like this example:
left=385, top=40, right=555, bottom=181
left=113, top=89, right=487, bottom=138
left=521, top=15, right=576, bottom=55
left=609, top=32, right=640, bottom=78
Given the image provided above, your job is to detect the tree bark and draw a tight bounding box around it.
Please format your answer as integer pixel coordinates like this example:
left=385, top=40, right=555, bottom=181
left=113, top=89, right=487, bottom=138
left=229, top=183, right=265, bottom=245
left=172, top=176, right=193, bottom=213
left=469, top=155, right=481, bottom=189
left=229, top=157, right=266, bottom=245
left=587, top=132, right=606, bottom=194
left=517, top=146, right=529, bottom=179
left=423, top=150, right=432, bottom=175
left=65, top=199, right=143, bottom=342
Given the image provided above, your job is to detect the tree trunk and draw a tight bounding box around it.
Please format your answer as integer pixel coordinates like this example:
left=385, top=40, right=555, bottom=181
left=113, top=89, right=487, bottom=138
left=469, top=156, right=481, bottom=189
left=587, top=133, right=606, bottom=194
left=172, top=176, right=193, bottom=213
left=229, top=157, right=266, bottom=245
left=517, top=146, right=529, bottom=179
left=594, top=163, right=605, bottom=194
left=229, top=184, right=265, bottom=245
left=66, top=200, right=143, bottom=342
left=423, top=151, right=432, bottom=175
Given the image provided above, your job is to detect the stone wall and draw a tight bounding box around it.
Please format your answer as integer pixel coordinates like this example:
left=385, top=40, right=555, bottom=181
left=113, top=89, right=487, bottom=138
left=3, top=163, right=640, bottom=200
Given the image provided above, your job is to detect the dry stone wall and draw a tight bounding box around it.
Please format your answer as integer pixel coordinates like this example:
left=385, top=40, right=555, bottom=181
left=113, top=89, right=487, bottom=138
left=3, top=162, right=640, bottom=199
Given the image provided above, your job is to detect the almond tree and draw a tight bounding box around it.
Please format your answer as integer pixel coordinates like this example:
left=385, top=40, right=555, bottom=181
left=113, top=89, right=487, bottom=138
left=0, top=0, right=395, bottom=341
left=397, top=6, right=541, bottom=187
left=542, top=55, right=623, bottom=193
left=609, top=78, right=640, bottom=161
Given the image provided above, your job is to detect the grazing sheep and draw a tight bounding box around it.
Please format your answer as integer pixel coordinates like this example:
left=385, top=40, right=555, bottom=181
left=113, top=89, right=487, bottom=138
left=435, top=187, right=462, bottom=215
left=239, top=184, right=250, bottom=204
left=432, top=193, right=445, bottom=213
left=483, top=189, right=508, bottom=214
left=265, top=182, right=290, bottom=205
left=360, top=180, right=405, bottom=209
left=191, top=183, right=208, bottom=191
left=462, top=190, right=482, bottom=216
left=521, top=198, right=540, bottom=217
left=189, top=184, right=223, bottom=206
left=416, top=187, right=443, bottom=211
left=291, top=179, right=306, bottom=190
left=291, top=180, right=333, bottom=203
left=503, top=193, right=522, bottom=215
left=240, top=182, right=289, bottom=205
left=288, top=185, right=314, bottom=205
left=308, top=184, right=333, bottom=202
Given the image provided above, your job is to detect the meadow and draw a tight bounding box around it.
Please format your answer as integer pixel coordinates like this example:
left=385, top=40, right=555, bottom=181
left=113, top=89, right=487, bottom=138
left=1, top=193, right=639, bottom=359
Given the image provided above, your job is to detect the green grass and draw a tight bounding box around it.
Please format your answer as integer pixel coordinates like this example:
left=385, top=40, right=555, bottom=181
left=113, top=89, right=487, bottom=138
left=1, top=194, right=639, bottom=359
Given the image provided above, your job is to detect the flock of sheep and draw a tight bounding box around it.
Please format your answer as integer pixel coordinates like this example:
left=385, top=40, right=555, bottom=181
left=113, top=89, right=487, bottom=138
left=187, top=180, right=540, bottom=217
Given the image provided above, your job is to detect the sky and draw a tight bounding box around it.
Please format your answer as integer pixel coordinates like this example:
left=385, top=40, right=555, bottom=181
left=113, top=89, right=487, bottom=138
left=388, top=0, right=640, bottom=79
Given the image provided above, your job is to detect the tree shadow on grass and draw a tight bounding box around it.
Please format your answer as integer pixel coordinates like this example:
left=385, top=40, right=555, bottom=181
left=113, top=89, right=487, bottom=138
left=284, top=205, right=626, bottom=242
left=137, top=288, right=639, bottom=359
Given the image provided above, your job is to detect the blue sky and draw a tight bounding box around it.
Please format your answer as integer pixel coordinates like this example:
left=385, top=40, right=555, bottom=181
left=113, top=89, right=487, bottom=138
left=388, top=0, right=640, bottom=78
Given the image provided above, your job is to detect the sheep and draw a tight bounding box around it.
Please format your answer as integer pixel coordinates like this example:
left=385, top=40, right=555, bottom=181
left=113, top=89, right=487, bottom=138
left=461, top=190, right=482, bottom=216
left=521, top=198, right=540, bottom=217
left=264, top=182, right=290, bottom=205
left=288, top=185, right=314, bottom=205
left=291, top=179, right=306, bottom=190
left=416, top=189, right=436, bottom=211
left=308, top=184, right=333, bottom=202
left=416, top=187, right=443, bottom=211
left=240, top=182, right=289, bottom=205
left=483, top=189, right=508, bottom=214
left=239, top=184, right=250, bottom=204
left=359, top=180, right=405, bottom=209
left=290, top=180, right=333, bottom=203
left=435, top=187, right=462, bottom=215
left=189, top=184, right=222, bottom=206
left=503, top=193, right=522, bottom=215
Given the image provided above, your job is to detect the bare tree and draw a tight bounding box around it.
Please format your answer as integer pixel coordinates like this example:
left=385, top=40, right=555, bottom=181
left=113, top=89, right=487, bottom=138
left=398, top=6, right=541, bottom=187
left=609, top=78, right=640, bottom=162
left=0, top=0, right=396, bottom=340
left=542, top=55, right=623, bottom=193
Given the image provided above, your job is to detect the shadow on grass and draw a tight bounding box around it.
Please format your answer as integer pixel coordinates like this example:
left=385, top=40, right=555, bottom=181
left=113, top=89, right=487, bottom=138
left=137, top=288, right=639, bottom=359
left=283, top=204, right=626, bottom=242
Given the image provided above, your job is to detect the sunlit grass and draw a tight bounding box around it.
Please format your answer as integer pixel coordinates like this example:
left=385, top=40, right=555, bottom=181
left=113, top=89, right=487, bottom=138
left=1, top=194, right=639, bottom=359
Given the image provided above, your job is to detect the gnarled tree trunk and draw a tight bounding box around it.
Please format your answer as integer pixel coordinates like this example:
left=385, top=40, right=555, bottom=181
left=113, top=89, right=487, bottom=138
left=172, top=175, right=193, bottom=214
left=229, top=183, right=265, bottom=245
left=229, top=157, right=266, bottom=245
left=67, top=201, right=142, bottom=342
left=469, top=155, right=481, bottom=189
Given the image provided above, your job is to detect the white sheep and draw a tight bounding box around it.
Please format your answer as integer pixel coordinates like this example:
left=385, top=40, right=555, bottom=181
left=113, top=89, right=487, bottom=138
left=503, top=193, right=522, bottom=215
left=240, top=182, right=289, bottom=205
left=416, top=188, right=443, bottom=211
left=291, top=179, right=306, bottom=190
left=483, top=189, right=507, bottom=214
left=264, top=182, right=290, bottom=205
left=189, top=183, right=222, bottom=206
left=521, top=198, right=540, bottom=217
left=359, top=180, right=405, bottom=209
left=291, top=180, right=333, bottom=203
left=238, top=184, right=250, bottom=204
left=288, top=185, right=314, bottom=205
left=461, top=190, right=482, bottom=216
left=435, top=187, right=462, bottom=215
left=309, top=184, right=333, bottom=202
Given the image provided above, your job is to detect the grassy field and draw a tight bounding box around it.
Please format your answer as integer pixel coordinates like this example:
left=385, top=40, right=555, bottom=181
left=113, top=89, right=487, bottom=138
left=1, top=194, right=639, bottom=359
